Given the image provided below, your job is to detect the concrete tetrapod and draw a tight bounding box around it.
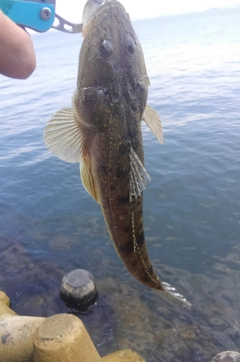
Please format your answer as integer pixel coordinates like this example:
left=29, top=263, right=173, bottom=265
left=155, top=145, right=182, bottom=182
left=33, top=314, right=100, bottom=362
left=0, top=291, right=45, bottom=362
left=0, top=291, right=10, bottom=308
left=0, top=291, right=145, bottom=362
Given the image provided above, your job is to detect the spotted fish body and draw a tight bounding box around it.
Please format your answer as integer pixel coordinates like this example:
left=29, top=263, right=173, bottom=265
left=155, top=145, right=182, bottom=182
left=44, top=0, right=190, bottom=305
left=75, top=0, right=162, bottom=289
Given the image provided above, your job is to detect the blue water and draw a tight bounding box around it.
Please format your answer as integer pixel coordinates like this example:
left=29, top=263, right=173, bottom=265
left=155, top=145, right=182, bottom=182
left=1, top=6, right=240, bottom=362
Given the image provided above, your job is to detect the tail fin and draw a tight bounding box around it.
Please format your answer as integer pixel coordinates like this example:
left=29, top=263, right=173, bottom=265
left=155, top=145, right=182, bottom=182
left=162, top=282, right=191, bottom=307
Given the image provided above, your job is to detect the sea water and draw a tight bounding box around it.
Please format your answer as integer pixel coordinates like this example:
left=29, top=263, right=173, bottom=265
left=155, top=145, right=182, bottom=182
left=0, top=6, right=240, bottom=362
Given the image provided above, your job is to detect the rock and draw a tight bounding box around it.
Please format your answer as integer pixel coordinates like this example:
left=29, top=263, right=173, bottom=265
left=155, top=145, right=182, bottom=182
left=101, top=349, right=145, bottom=361
left=60, top=269, right=98, bottom=310
left=211, top=351, right=240, bottom=362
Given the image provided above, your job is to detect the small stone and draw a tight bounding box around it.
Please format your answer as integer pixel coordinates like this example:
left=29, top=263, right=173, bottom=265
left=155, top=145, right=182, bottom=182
left=60, top=269, right=98, bottom=310
left=211, top=351, right=240, bottom=362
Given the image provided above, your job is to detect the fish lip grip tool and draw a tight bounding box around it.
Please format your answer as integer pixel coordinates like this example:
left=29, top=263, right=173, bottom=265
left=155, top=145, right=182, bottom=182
left=0, top=0, right=83, bottom=33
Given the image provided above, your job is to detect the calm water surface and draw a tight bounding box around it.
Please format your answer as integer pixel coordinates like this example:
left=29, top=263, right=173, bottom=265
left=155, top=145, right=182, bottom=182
left=0, top=7, right=240, bottom=362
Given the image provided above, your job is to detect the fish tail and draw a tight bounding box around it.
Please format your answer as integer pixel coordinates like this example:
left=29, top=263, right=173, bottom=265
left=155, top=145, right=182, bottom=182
left=130, top=210, right=191, bottom=306
left=162, top=282, right=191, bottom=307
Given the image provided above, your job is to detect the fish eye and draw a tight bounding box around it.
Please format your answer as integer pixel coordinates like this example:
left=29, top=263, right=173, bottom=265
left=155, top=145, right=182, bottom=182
left=126, top=36, right=135, bottom=54
left=100, top=40, right=113, bottom=58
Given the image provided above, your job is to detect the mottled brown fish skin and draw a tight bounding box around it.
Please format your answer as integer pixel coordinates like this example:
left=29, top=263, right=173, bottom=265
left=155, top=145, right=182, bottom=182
left=75, top=0, right=164, bottom=290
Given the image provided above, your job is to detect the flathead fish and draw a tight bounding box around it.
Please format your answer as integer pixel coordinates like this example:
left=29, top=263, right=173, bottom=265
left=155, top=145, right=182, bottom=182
left=44, top=0, right=190, bottom=306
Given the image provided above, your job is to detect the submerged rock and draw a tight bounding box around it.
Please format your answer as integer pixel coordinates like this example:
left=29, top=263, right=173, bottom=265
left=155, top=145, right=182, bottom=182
left=211, top=351, right=240, bottom=362
left=60, top=269, right=98, bottom=310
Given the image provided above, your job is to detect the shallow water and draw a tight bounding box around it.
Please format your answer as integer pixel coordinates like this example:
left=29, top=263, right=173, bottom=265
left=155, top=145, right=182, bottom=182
left=1, top=6, right=240, bottom=362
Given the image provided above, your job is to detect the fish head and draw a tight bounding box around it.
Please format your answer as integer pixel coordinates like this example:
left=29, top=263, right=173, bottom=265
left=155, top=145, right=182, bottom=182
left=74, top=0, right=150, bottom=129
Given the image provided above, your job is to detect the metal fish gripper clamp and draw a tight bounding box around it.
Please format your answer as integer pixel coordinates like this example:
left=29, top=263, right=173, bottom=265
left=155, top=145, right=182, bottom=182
left=0, top=0, right=83, bottom=33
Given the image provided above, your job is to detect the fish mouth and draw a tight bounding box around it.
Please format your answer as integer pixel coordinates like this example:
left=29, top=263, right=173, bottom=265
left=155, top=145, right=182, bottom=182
left=97, top=0, right=126, bottom=14
left=82, top=0, right=127, bottom=30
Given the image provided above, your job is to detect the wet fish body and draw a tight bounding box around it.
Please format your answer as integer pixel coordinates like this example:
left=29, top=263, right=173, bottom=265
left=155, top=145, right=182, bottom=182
left=44, top=0, right=190, bottom=306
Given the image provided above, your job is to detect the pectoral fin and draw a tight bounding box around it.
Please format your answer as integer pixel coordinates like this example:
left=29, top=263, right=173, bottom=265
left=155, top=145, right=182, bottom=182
left=43, top=108, right=83, bottom=163
left=142, top=105, right=164, bottom=144
left=44, top=108, right=99, bottom=202
left=129, top=148, right=151, bottom=202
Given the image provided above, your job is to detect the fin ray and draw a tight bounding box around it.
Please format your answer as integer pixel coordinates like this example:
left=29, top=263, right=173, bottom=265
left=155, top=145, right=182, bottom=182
left=44, top=108, right=83, bottom=163
left=142, top=105, right=164, bottom=144
left=80, top=160, right=99, bottom=203
left=162, top=282, right=192, bottom=307
left=129, top=148, right=150, bottom=202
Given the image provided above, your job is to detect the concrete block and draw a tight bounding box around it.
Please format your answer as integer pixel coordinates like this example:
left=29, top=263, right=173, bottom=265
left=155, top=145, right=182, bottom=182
left=0, top=315, right=45, bottom=362
left=0, top=291, right=10, bottom=307
left=0, top=292, right=144, bottom=362
left=33, top=313, right=101, bottom=362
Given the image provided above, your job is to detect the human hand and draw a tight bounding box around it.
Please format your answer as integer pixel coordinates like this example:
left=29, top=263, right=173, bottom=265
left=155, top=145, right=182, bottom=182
left=0, top=10, right=36, bottom=79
